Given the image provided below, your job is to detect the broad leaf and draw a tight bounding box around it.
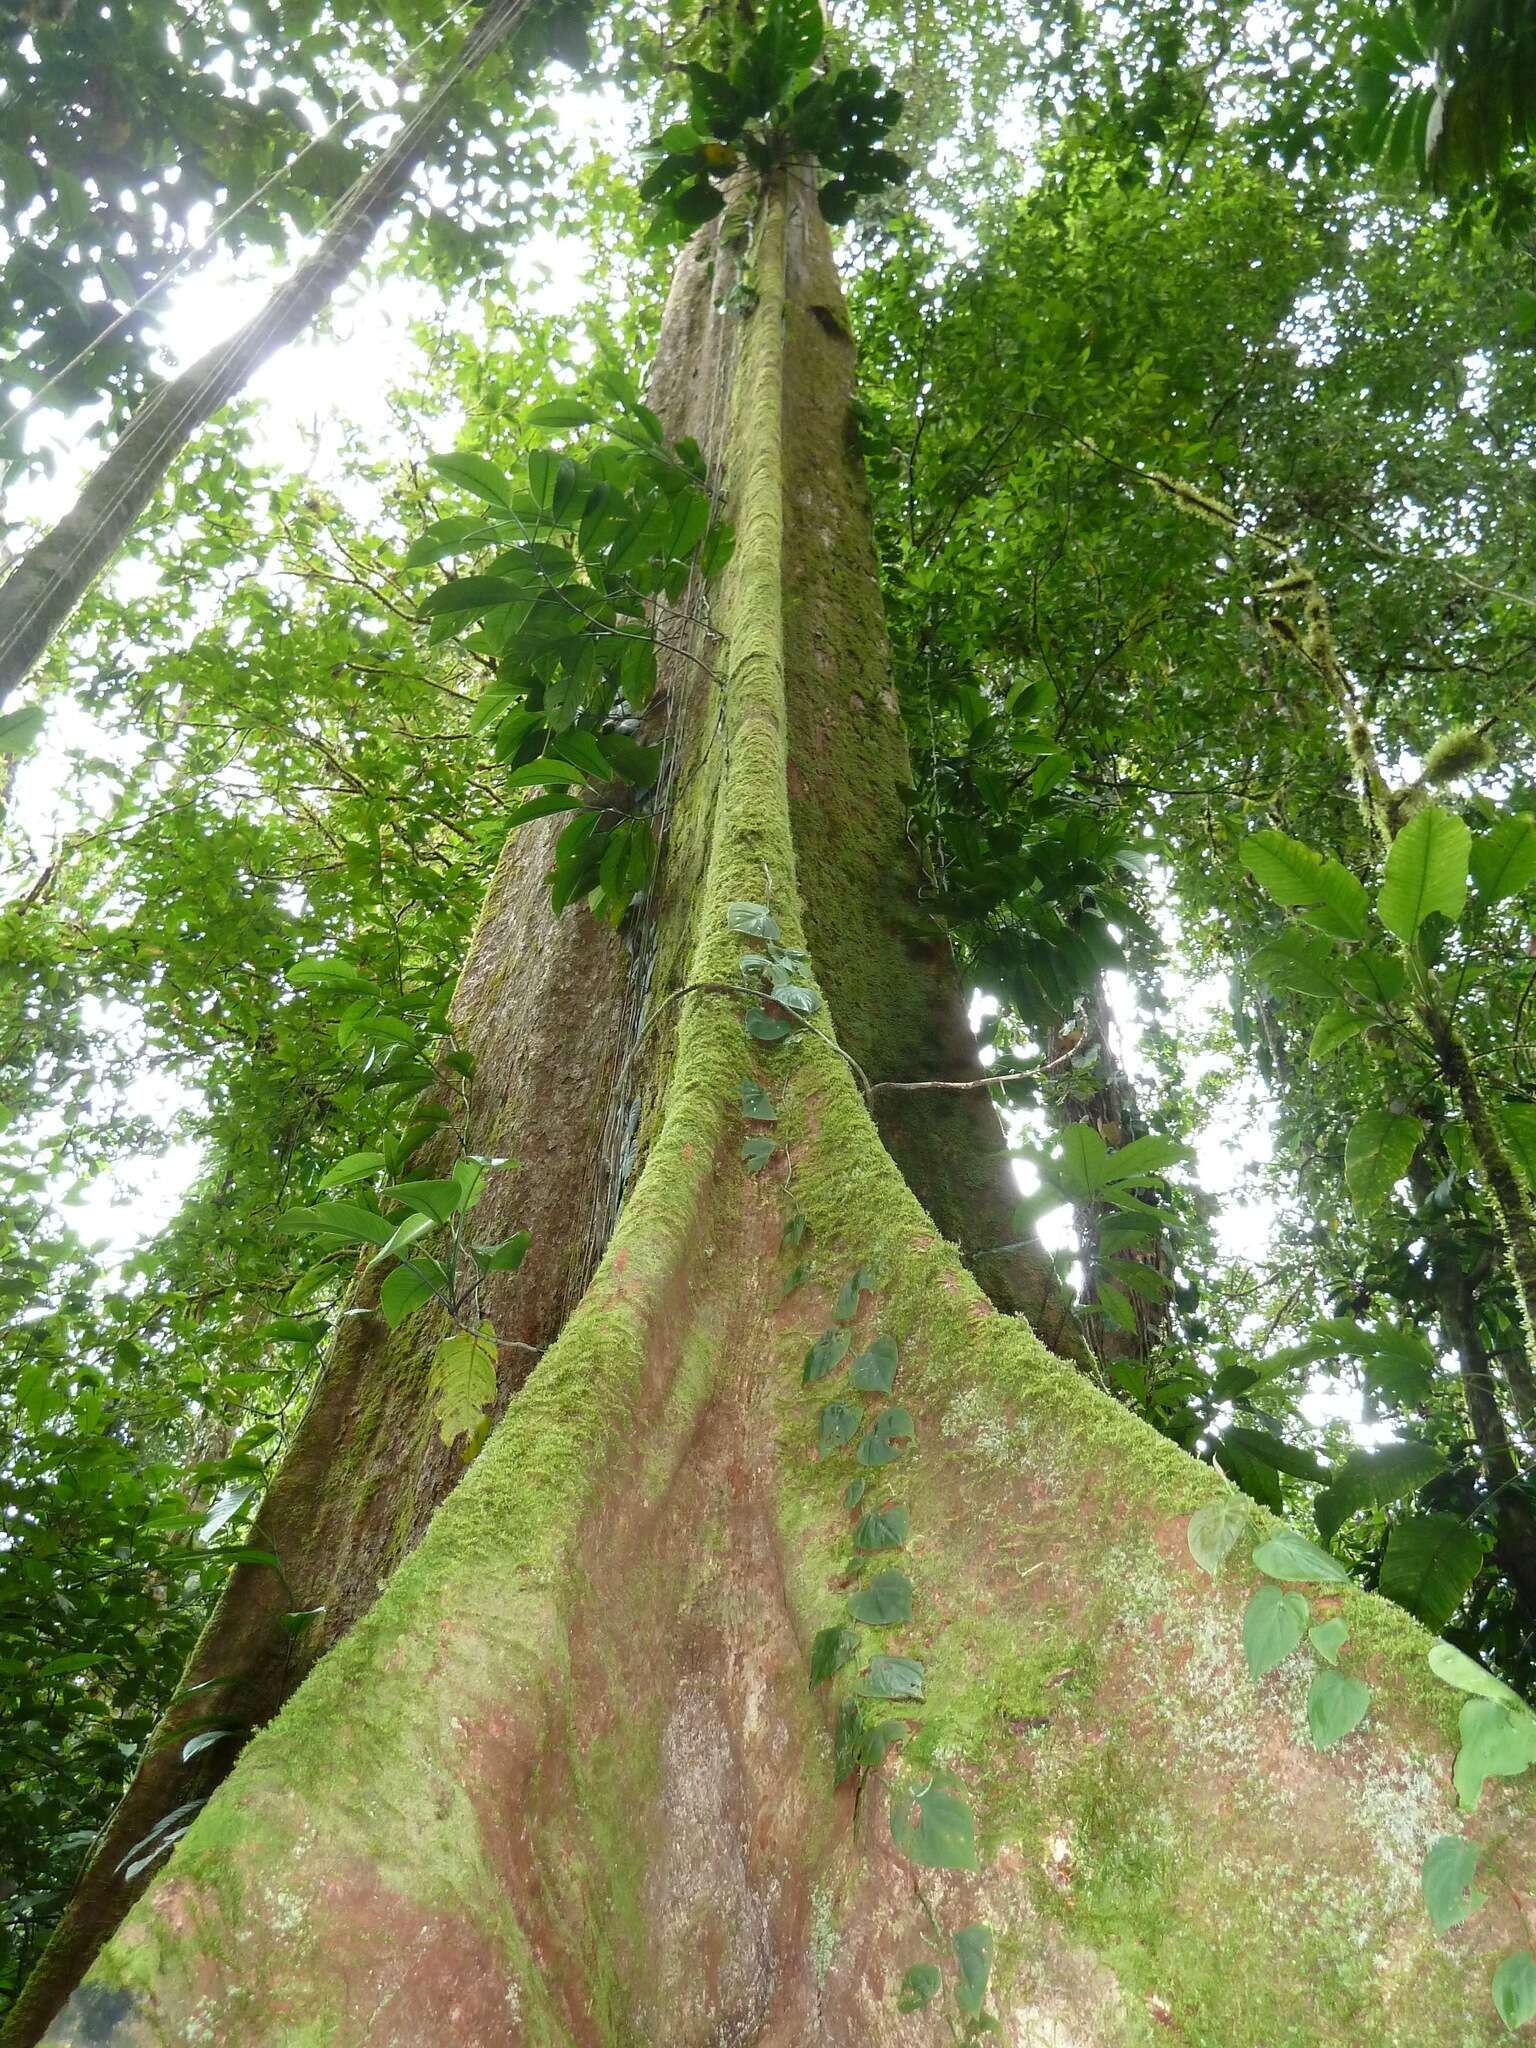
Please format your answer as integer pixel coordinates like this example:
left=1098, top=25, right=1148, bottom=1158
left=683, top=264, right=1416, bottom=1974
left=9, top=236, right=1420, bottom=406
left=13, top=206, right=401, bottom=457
left=809, top=1625, right=859, bottom=1688
left=1343, top=1109, right=1422, bottom=1214
left=1499, top=1101, right=1536, bottom=1193
left=890, top=1770, right=977, bottom=1871
left=1252, top=1531, right=1349, bottom=1583
left=854, top=1503, right=909, bottom=1552
left=856, top=1654, right=924, bottom=1700
left=1494, top=1953, right=1536, bottom=2033
left=1314, top=1440, right=1446, bottom=1543
left=1309, top=1618, right=1349, bottom=1664
left=1421, top=1835, right=1484, bottom=1934
left=1379, top=1512, right=1483, bottom=1629
left=1243, top=1585, right=1309, bottom=1680
left=1310, top=1005, right=1367, bottom=1061
left=427, top=1322, right=498, bottom=1450
left=1455, top=1696, right=1536, bottom=1810
left=1307, top=1669, right=1370, bottom=1749
left=896, top=1963, right=942, bottom=2013
left=850, top=1334, right=898, bottom=1393
left=818, top=1400, right=862, bottom=1455
left=1244, top=829, right=1370, bottom=940
left=1187, top=1498, right=1251, bottom=1576
left=953, top=1922, right=994, bottom=2020
left=1377, top=803, right=1470, bottom=943
left=1470, top=814, right=1536, bottom=904
left=802, top=1328, right=850, bottom=1385
left=848, top=1568, right=913, bottom=1626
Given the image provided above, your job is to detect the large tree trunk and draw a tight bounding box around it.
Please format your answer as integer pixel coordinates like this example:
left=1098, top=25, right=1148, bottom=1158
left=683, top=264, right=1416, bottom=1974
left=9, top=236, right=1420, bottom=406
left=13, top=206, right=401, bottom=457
left=0, top=0, right=536, bottom=713
left=25, top=176, right=1534, bottom=2047
left=5, top=172, right=1074, bottom=2048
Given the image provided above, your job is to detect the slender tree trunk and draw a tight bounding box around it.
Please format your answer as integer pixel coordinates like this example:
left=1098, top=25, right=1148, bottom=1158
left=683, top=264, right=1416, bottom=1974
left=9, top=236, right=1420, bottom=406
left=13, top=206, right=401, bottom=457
left=1049, top=974, right=1171, bottom=1370
left=23, top=178, right=1534, bottom=2048
left=0, top=0, right=535, bottom=713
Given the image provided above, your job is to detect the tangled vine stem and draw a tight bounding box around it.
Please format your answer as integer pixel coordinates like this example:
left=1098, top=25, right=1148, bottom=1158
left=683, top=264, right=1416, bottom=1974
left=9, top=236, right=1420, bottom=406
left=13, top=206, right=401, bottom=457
left=633, top=979, right=874, bottom=1095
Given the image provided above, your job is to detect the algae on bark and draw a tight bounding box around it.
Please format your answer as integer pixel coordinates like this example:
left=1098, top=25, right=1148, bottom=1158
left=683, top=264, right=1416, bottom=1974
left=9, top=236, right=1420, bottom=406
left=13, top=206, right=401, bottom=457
left=28, top=177, right=1536, bottom=2048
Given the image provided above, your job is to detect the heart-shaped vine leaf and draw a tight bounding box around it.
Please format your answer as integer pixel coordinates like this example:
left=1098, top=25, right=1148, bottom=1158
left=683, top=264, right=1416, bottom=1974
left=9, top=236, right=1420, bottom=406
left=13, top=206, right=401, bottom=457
left=739, top=1077, right=777, bottom=1120
left=854, top=1502, right=909, bottom=1552
left=890, top=1770, right=977, bottom=1872
left=803, top=1328, right=850, bottom=1385
left=833, top=1266, right=876, bottom=1322
left=1252, top=1531, right=1350, bottom=1584
left=858, top=1655, right=924, bottom=1700
left=1421, top=1834, right=1484, bottom=1934
left=849, top=1568, right=912, bottom=1626
left=809, top=1625, right=859, bottom=1689
left=896, top=1962, right=942, bottom=2012
left=953, top=1922, right=994, bottom=2020
left=1308, top=1618, right=1350, bottom=1665
left=818, top=1399, right=862, bottom=1455
left=1493, top=1952, right=1536, bottom=2033
left=1307, top=1668, right=1370, bottom=1749
left=1243, top=1584, right=1309, bottom=1680
left=851, top=1333, right=898, bottom=1392
left=740, top=1135, right=778, bottom=1173
left=1187, top=1497, right=1251, bottom=1576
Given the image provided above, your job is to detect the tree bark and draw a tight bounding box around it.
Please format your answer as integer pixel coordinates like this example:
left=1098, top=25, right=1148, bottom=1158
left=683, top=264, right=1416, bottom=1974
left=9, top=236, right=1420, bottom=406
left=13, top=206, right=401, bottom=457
left=0, top=0, right=535, bottom=713
left=29, top=171, right=1536, bottom=2048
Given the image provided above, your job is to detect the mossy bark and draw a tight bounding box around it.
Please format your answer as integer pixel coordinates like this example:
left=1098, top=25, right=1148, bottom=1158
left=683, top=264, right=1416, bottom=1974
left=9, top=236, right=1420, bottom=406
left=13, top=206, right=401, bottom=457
left=27, top=179, right=1536, bottom=2048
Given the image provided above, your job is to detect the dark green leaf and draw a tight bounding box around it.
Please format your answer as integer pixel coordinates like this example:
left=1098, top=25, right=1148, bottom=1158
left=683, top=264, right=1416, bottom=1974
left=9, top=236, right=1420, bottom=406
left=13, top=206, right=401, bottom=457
left=803, top=1328, right=850, bottom=1385
left=848, top=1569, right=912, bottom=1626
left=809, top=1624, right=859, bottom=1688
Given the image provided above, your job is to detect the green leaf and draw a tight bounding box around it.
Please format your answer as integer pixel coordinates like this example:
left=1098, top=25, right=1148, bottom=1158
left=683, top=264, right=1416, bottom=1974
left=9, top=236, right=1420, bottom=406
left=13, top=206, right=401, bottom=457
left=740, top=1078, right=777, bottom=1120
left=281, top=1200, right=395, bottom=1247
left=727, top=900, right=781, bottom=940
left=315, top=1150, right=386, bottom=1191
left=526, top=397, right=597, bottom=430
left=740, top=1135, right=778, bottom=1174
left=0, top=703, right=46, bottom=756
left=288, top=958, right=377, bottom=995
left=953, top=1922, right=994, bottom=2021
left=848, top=1569, right=912, bottom=1626
left=429, top=450, right=514, bottom=507
left=1344, top=1109, right=1423, bottom=1214
left=802, top=1328, right=850, bottom=1385
left=855, top=1406, right=915, bottom=1468
left=378, top=1261, right=438, bottom=1330
left=1493, top=1952, right=1536, bottom=2032
left=1101, top=1132, right=1192, bottom=1182
left=832, top=1266, right=875, bottom=1322
left=843, top=1476, right=866, bottom=1510
left=1421, top=1835, right=1485, bottom=1934
left=474, top=1231, right=530, bottom=1275
left=1307, top=1668, right=1370, bottom=1749
left=1310, top=1004, right=1367, bottom=1061
left=850, top=1334, right=898, bottom=1393
left=1379, top=1512, right=1483, bottom=1629
left=1428, top=1641, right=1530, bottom=1710
left=1471, top=815, right=1536, bottom=905
left=1455, top=1696, right=1536, bottom=1810
left=809, top=1624, right=859, bottom=1688
left=1221, top=1424, right=1330, bottom=1484
left=1378, top=803, right=1471, bottom=943
left=890, top=1770, right=977, bottom=1871
left=1244, top=830, right=1371, bottom=941
left=1309, top=1618, right=1350, bottom=1665
left=745, top=1007, right=796, bottom=1043
left=896, top=1962, right=942, bottom=2013
left=857, top=1654, right=924, bottom=1700
left=427, top=1321, right=498, bottom=1450
left=382, top=1178, right=463, bottom=1224
left=854, top=1502, right=909, bottom=1552
left=1187, top=1498, right=1251, bottom=1576
left=833, top=1697, right=862, bottom=1784
left=818, top=1399, right=862, bottom=1455
left=1314, top=1441, right=1446, bottom=1543
left=1252, top=1531, right=1350, bottom=1583
left=1243, top=1585, right=1310, bottom=1680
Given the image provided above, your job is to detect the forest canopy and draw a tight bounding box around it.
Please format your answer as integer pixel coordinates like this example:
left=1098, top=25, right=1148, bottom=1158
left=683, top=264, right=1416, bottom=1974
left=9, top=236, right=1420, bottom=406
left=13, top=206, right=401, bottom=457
left=3, top=0, right=1536, bottom=2032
